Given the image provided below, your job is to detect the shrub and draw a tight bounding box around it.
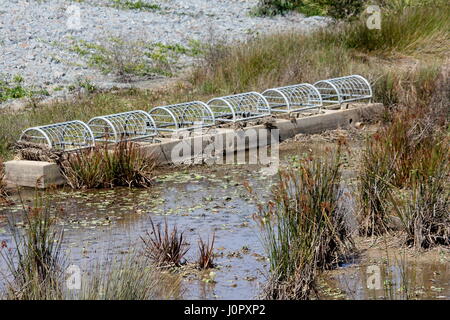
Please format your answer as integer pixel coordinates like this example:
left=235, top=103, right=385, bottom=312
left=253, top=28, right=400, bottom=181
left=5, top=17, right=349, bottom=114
left=255, top=146, right=354, bottom=299
left=253, top=0, right=366, bottom=19
left=141, top=218, right=189, bottom=268
left=61, top=141, right=156, bottom=189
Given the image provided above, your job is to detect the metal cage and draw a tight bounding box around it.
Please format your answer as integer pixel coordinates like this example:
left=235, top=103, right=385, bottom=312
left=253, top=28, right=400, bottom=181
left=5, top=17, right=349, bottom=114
left=19, top=120, right=95, bottom=151
left=262, top=83, right=323, bottom=113
left=149, top=101, right=215, bottom=132
left=87, top=110, right=157, bottom=143
left=207, top=92, right=270, bottom=122
left=313, top=75, right=372, bottom=105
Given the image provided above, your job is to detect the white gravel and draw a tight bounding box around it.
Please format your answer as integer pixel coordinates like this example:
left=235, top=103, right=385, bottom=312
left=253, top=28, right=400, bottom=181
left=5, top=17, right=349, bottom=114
left=0, top=0, right=330, bottom=103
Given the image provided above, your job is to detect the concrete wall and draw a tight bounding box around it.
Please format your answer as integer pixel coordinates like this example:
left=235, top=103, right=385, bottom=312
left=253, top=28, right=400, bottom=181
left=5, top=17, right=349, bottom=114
left=4, top=160, right=65, bottom=189
left=3, top=103, right=383, bottom=189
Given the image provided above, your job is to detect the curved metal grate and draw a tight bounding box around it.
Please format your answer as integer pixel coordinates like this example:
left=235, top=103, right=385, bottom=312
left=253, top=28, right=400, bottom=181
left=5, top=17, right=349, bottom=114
left=149, top=101, right=215, bottom=132
left=262, top=83, right=322, bottom=113
left=87, top=110, right=157, bottom=143
left=207, top=92, right=270, bottom=122
left=19, top=120, right=95, bottom=151
left=313, top=75, right=372, bottom=105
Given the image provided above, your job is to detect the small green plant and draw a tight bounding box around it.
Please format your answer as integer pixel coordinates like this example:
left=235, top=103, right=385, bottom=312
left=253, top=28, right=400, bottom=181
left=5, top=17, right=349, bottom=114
left=0, top=75, right=28, bottom=102
left=61, top=141, right=156, bottom=189
left=112, top=0, right=161, bottom=11
left=0, top=192, right=65, bottom=300
left=141, top=218, right=189, bottom=268
left=197, top=234, right=216, bottom=270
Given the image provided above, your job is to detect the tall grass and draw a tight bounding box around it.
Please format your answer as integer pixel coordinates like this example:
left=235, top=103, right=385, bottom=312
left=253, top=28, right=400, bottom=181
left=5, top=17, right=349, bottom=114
left=358, top=134, right=395, bottom=236
left=252, top=0, right=365, bottom=19
left=339, top=0, right=449, bottom=55
left=358, top=63, right=449, bottom=241
left=61, top=141, right=156, bottom=189
left=255, top=146, right=354, bottom=299
left=1, top=3, right=448, bottom=159
left=0, top=192, right=65, bottom=300
left=389, top=142, right=449, bottom=248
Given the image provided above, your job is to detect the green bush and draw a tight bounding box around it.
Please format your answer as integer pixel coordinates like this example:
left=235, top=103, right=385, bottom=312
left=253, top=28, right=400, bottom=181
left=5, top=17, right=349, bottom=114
left=253, top=0, right=366, bottom=19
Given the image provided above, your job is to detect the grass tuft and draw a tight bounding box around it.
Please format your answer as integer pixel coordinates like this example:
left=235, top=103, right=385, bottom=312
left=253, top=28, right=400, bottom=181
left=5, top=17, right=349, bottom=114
left=74, top=255, right=181, bottom=300
left=197, top=233, right=216, bottom=270
left=0, top=192, right=65, bottom=300
left=141, top=218, right=189, bottom=268
left=61, top=141, right=156, bottom=189
left=255, top=146, right=354, bottom=299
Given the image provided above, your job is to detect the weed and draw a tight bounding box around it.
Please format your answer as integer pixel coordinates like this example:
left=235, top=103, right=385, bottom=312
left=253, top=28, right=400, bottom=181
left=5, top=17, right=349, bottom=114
left=112, top=0, right=160, bottom=11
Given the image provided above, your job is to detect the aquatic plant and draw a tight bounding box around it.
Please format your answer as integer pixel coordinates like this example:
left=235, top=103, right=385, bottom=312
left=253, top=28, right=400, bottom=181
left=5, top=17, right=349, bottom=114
left=197, top=233, right=216, bottom=270
left=61, top=141, right=156, bottom=189
left=389, top=140, right=450, bottom=248
left=255, top=146, right=354, bottom=299
left=0, top=192, right=65, bottom=300
left=358, top=74, right=449, bottom=237
left=141, top=218, right=189, bottom=268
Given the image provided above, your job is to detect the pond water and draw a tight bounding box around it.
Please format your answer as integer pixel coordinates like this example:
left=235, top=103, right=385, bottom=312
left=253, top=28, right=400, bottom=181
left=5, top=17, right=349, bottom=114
left=1, top=140, right=449, bottom=300
left=0, top=164, right=275, bottom=299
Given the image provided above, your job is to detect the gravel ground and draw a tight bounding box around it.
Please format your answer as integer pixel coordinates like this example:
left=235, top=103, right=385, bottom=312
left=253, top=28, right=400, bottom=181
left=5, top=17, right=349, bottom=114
left=0, top=0, right=330, bottom=106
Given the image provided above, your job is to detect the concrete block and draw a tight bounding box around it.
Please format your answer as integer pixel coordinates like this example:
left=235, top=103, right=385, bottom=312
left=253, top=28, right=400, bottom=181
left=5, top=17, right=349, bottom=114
left=4, top=160, right=65, bottom=189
